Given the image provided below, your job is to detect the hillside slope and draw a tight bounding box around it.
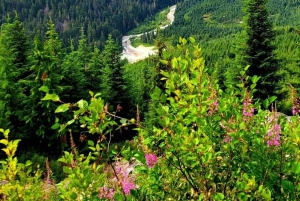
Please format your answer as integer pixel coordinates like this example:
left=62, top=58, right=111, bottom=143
left=164, top=0, right=300, bottom=41
left=0, top=0, right=178, bottom=48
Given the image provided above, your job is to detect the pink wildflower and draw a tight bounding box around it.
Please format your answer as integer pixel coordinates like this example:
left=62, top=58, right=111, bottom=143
left=122, top=180, right=136, bottom=195
left=242, top=95, right=254, bottom=121
left=223, top=134, right=232, bottom=143
left=207, top=100, right=218, bottom=115
left=292, top=106, right=300, bottom=116
left=99, top=186, right=115, bottom=199
left=145, top=154, right=158, bottom=168
left=120, top=170, right=136, bottom=195
left=267, top=123, right=281, bottom=147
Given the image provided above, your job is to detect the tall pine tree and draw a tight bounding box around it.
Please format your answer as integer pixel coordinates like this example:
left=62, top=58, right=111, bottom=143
left=242, top=0, right=280, bottom=100
left=99, top=35, right=127, bottom=112
left=0, top=15, right=30, bottom=139
left=21, top=20, right=65, bottom=154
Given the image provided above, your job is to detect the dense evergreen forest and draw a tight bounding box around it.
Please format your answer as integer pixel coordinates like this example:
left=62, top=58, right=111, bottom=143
left=0, top=0, right=178, bottom=48
left=160, top=0, right=300, bottom=112
left=1, top=0, right=300, bottom=199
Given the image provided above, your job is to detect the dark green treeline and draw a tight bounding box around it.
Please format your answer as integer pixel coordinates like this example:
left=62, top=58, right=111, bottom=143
left=0, top=0, right=179, bottom=49
left=0, top=17, right=155, bottom=158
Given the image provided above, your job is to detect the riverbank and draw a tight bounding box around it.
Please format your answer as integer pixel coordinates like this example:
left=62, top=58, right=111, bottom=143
left=121, top=5, right=177, bottom=63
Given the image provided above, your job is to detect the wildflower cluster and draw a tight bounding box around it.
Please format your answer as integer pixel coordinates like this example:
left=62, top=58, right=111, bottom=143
left=289, top=84, right=300, bottom=116
left=145, top=154, right=158, bottom=168
left=208, top=100, right=219, bottom=115
left=121, top=171, right=136, bottom=195
left=266, top=123, right=281, bottom=147
left=242, top=93, right=254, bottom=121
left=99, top=186, right=114, bottom=200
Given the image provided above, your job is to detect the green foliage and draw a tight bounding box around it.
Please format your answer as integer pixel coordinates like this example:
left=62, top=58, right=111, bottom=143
left=0, top=15, right=30, bottom=140
left=57, top=152, right=106, bottom=200
left=133, top=38, right=300, bottom=200
left=19, top=20, right=65, bottom=154
left=99, top=35, right=129, bottom=114
left=128, top=6, right=172, bottom=35
left=0, top=129, right=49, bottom=200
left=241, top=0, right=280, bottom=100
left=0, top=0, right=178, bottom=49
left=0, top=37, right=300, bottom=200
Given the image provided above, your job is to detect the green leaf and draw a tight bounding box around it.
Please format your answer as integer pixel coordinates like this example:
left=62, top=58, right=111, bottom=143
left=120, top=118, right=127, bottom=125
left=51, top=123, right=60, bottom=129
left=77, top=99, right=88, bottom=109
left=88, top=140, right=94, bottom=147
left=3, top=129, right=9, bottom=139
left=282, top=180, right=294, bottom=193
left=96, top=144, right=100, bottom=151
left=41, top=93, right=60, bottom=102
left=160, top=59, right=168, bottom=65
left=55, top=103, right=70, bottom=113
left=94, top=93, right=102, bottom=98
left=25, top=160, right=32, bottom=166
left=263, top=99, right=269, bottom=109
left=214, top=193, right=224, bottom=200
left=251, top=75, right=260, bottom=84
left=154, top=86, right=162, bottom=96
left=189, top=37, right=196, bottom=44
left=67, top=119, right=75, bottom=125
left=0, top=139, right=8, bottom=146
left=162, top=51, right=171, bottom=59
left=89, top=91, right=94, bottom=97
left=144, top=138, right=151, bottom=145
left=63, top=166, right=73, bottom=174
left=269, top=96, right=277, bottom=104
left=292, top=162, right=300, bottom=174
left=38, top=86, right=49, bottom=93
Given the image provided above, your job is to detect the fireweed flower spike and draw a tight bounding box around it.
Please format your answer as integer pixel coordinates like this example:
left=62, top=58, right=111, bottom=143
left=242, top=94, right=254, bottom=121
left=267, top=123, right=281, bottom=147
left=121, top=171, right=136, bottom=195
left=145, top=153, right=158, bottom=168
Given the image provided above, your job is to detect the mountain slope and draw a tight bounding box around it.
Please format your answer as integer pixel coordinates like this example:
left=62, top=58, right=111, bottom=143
left=0, top=0, right=178, bottom=48
left=164, top=0, right=300, bottom=41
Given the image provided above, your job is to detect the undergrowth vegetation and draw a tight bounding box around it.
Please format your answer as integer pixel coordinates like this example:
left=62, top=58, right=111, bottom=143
left=1, top=38, right=300, bottom=200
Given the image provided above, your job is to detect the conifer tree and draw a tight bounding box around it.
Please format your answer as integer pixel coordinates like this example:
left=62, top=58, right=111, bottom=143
left=62, top=27, right=91, bottom=102
left=21, top=20, right=65, bottom=153
left=99, top=35, right=127, bottom=112
left=88, top=43, right=102, bottom=94
left=0, top=15, right=30, bottom=139
left=242, top=0, right=280, bottom=100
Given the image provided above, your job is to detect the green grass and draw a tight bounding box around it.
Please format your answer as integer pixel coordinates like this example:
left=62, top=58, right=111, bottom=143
left=128, top=7, right=171, bottom=35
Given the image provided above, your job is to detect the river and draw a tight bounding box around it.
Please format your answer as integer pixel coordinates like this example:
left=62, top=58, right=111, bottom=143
left=121, top=5, right=177, bottom=63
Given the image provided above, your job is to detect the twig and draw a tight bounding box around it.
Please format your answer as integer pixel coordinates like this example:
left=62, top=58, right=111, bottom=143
left=172, top=152, right=199, bottom=193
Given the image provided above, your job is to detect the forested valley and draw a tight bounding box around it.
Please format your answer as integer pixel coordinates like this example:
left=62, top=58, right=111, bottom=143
left=0, top=0, right=178, bottom=49
left=0, top=0, right=300, bottom=200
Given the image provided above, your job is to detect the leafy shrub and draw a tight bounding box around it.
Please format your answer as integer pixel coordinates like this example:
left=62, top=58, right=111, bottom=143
left=1, top=37, right=300, bottom=201
left=131, top=37, right=300, bottom=200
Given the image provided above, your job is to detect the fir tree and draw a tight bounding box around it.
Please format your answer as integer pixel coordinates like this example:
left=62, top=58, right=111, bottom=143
left=242, top=0, right=280, bottom=100
left=62, top=27, right=91, bottom=102
left=0, top=15, right=30, bottom=139
left=88, top=43, right=103, bottom=94
left=21, top=20, right=65, bottom=154
left=99, top=34, right=127, bottom=111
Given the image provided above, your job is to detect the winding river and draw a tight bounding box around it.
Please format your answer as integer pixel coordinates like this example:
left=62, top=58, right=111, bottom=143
left=121, top=5, right=177, bottom=63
